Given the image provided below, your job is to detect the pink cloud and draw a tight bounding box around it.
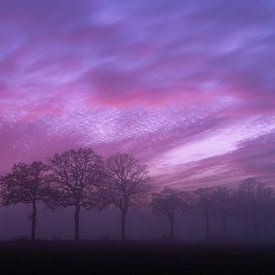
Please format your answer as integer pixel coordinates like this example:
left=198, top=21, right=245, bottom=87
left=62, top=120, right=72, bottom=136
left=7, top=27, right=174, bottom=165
left=0, top=0, right=275, bottom=188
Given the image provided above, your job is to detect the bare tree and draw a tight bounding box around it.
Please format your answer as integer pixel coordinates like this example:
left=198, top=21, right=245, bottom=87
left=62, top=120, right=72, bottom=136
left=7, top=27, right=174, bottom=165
left=234, top=178, right=262, bottom=240
left=256, top=185, right=274, bottom=240
left=0, top=161, right=49, bottom=241
left=193, top=187, right=215, bottom=240
left=151, top=187, right=190, bottom=239
left=211, top=186, right=232, bottom=239
left=48, top=148, right=104, bottom=241
left=102, top=153, right=151, bottom=240
left=241, top=179, right=274, bottom=240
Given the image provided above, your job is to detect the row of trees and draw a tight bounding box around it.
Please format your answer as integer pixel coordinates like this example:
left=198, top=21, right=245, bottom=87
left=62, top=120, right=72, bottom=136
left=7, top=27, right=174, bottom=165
left=0, top=148, right=151, bottom=241
left=152, top=179, right=274, bottom=241
left=0, top=147, right=274, bottom=242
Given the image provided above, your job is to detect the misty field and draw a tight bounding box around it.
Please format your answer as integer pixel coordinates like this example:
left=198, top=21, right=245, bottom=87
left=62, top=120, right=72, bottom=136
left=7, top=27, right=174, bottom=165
left=1, top=240, right=275, bottom=274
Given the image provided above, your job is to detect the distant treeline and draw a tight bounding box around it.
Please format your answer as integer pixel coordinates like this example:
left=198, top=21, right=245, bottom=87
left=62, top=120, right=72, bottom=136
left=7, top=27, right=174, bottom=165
left=0, top=147, right=273, bottom=242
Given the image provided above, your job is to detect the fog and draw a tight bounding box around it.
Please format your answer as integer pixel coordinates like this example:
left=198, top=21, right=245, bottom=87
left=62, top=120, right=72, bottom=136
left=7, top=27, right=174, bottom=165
left=1, top=205, right=275, bottom=243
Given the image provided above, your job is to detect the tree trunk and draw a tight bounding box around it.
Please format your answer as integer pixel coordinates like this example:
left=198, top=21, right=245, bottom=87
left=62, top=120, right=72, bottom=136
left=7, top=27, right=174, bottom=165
left=264, top=217, right=269, bottom=241
left=206, top=213, right=210, bottom=241
left=244, top=215, right=248, bottom=241
left=254, top=217, right=259, bottom=240
left=120, top=210, right=127, bottom=241
left=74, top=204, right=81, bottom=241
left=222, top=213, right=227, bottom=239
left=31, top=200, right=37, bottom=241
left=169, top=215, right=174, bottom=239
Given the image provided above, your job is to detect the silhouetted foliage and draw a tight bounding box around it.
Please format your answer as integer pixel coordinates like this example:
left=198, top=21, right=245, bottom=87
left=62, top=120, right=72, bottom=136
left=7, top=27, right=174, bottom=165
left=0, top=161, right=50, bottom=241
left=151, top=187, right=190, bottom=239
left=100, top=153, right=151, bottom=240
left=48, top=148, right=105, bottom=240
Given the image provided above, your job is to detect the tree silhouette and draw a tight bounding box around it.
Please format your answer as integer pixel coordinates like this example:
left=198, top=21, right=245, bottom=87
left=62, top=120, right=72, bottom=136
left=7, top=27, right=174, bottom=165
left=193, top=187, right=215, bottom=240
left=234, top=178, right=263, bottom=240
left=211, top=186, right=232, bottom=239
left=101, top=153, right=151, bottom=240
left=48, top=148, right=104, bottom=241
left=151, top=187, right=190, bottom=239
left=0, top=161, right=50, bottom=241
left=256, top=185, right=274, bottom=240
left=234, top=178, right=275, bottom=240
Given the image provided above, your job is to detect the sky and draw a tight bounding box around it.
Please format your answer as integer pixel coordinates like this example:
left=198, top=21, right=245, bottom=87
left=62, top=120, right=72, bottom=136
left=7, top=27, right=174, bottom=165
left=0, top=0, right=275, bottom=189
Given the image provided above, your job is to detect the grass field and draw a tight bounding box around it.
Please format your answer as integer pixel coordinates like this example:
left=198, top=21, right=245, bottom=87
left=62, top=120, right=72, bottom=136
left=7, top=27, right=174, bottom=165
left=0, top=240, right=275, bottom=274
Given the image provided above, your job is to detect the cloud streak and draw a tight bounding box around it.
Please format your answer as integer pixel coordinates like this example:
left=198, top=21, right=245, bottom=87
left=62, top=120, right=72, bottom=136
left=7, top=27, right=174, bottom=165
left=0, top=0, right=275, bottom=188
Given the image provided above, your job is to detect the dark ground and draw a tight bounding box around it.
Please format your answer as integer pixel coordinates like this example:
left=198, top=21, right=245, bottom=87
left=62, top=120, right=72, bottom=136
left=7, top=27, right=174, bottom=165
left=1, top=240, right=275, bottom=274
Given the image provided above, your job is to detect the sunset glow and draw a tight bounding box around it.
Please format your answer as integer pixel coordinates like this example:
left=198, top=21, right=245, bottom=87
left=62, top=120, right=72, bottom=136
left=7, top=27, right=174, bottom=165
left=1, top=0, right=275, bottom=189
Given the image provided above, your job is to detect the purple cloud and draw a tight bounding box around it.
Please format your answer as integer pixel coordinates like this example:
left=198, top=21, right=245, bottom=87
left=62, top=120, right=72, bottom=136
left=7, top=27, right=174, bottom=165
left=0, top=0, right=275, bottom=188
